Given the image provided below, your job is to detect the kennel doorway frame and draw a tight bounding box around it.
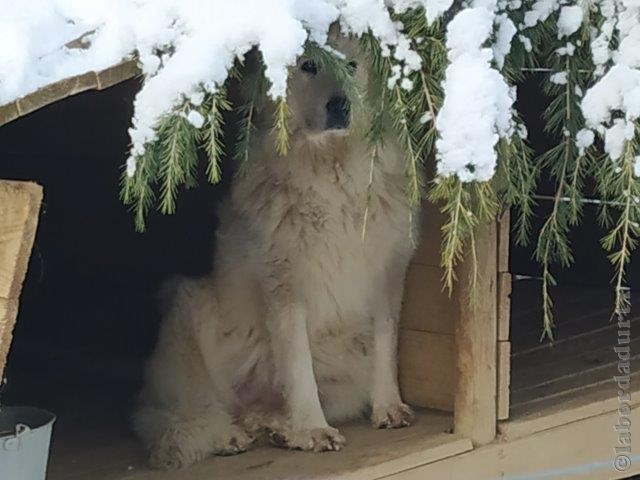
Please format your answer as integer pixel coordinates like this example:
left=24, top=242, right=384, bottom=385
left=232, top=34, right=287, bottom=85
left=1, top=52, right=638, bottom=479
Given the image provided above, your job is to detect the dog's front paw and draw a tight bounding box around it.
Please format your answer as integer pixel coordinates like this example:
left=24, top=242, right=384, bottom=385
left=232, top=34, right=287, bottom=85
left=371, top=402, right=414, bottom=429
left=212, top=426, right=254, bottom=456
left=270, top=426, right=346, bottom=452
left=149, top=442, right=199, bottom=470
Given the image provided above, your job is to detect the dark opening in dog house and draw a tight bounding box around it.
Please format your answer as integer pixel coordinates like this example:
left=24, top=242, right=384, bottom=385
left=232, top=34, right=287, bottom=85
left=1, top=68, right=638, bottom=480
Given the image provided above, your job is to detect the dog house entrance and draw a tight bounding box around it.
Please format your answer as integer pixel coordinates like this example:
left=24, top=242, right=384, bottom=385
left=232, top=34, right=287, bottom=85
left=0, top=74, right=481, bottom=480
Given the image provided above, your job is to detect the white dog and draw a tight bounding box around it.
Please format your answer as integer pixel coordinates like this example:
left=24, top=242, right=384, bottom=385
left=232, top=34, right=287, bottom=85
left=133, top=38, right=419, bottom=470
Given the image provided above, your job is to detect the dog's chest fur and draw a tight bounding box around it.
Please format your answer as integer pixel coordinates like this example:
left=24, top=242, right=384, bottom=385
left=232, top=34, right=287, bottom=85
left=227, top=135, right=414, bottom=336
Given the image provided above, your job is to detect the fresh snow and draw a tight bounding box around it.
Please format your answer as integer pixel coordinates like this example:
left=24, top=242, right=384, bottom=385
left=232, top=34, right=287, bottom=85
left=0, top=0, right=638, bottom=184
left=550, top=71, right=568, bottom=84
left=435, top=1, right=515, bottom=182
left=576, top=128, right=595, bottom=154
left=557, top=5, right=583, bottom=37
left=1, top=0, right=445, bottom=171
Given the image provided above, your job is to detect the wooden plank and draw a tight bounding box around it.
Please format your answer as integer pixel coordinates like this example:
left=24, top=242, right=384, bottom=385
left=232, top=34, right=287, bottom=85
left=497, top=209, right=509, bottom=273
left=503, top=375, right=640, bottom=441
left=0, top=60, right=139, bottom=128
left=0, top=181, right=43, bottom=298
left=0, top=101, right=20, bottom=126
left=453, top=220, right=498, bottom=445
left=16, top=71, right=99, bottom=117
left=0, top=180, right=43, bottom=378
left=497, top=272, right=511, bottom=341
left=511, top=358, right=640, bottom=409
left=385, top=406, right=639, bottom=480
left=496, top=341, right=510, bottom=420
left=97, top=60, right=140, bottom=90
left=411, top=200, right=447, bottom=268
left=398, top=330, right=456, bottom=411
left=400, top=263, right=457, bottom=335
left=511, top=321, right=638, bottom=395
left=48, top=410, right=472, bottom=480
left=0, top=297, right=19, bottom=379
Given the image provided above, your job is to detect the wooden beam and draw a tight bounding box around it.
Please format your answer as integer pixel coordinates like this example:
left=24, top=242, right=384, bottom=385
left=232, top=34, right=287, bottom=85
left=0, top=180, right=43, bottom=378
left=0, top=60, right=139, bottom=128
left=453, top=220, right=498, bottom=445
left=384, top=406, right=639, bottom=480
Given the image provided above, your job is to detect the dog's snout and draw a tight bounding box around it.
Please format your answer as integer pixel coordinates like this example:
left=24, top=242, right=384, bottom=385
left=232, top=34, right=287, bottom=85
left=325, top=95, right=350, bottom=130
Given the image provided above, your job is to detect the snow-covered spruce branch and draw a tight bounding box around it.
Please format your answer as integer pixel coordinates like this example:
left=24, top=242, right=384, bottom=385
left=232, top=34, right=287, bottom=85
left=533, top=11, right=595, bottom=339
left=2, top=0, right=640, bottom=333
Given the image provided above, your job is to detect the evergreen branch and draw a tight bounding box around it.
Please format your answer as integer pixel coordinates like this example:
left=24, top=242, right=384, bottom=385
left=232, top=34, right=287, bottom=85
left=429, top=176, right=478, bottom=295
left=199, top=88, right=232, bottom=184
left=120, top=146, right=159, bottom=232
left=361, top=144, right=378, bottom=242
left=272, top=96, right=291, bottom=155
left=533, top=22, right=594, bottom=337
left=496, top=135, right=538, bottom=245
left=599, top=137, right=640, bottom=315
left=234, top=65, right=266, bottom=172
left=156, top=104, right=198, bottom=215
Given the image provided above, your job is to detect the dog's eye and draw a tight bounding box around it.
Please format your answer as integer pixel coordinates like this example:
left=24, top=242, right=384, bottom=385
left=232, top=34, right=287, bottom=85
left=301, top=60, right=318, bottom=75
left=348, top=61, right=358, bottom=71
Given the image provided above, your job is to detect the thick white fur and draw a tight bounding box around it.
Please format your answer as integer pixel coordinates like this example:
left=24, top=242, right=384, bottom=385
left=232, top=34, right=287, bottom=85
left=133, top=40, right=419, bottom=470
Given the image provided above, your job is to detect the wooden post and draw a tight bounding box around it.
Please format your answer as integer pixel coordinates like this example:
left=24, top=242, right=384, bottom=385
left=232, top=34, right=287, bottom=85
left=453, top=220, right=498, bottom=445
left=0, top=180, right=43, bottom=379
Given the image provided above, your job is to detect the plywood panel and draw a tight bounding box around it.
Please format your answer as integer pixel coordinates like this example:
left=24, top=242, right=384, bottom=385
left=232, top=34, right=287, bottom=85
left=398, top=330, right=456, bottom=411
left=411, top=200, right=447, bottom=268
left=0, top=180, right=43, bottom=378
left=0, top=297, right=19, bottom=379
left=0, top=181, right=43, bottom=298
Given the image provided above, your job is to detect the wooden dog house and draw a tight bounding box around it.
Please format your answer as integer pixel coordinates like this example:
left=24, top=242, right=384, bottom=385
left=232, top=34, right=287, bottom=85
left=1, top=57, right=638, bottom=480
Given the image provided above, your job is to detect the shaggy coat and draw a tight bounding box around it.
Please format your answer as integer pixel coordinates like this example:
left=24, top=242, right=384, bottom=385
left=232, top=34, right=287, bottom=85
left=133, top=42, right=419, bottom=470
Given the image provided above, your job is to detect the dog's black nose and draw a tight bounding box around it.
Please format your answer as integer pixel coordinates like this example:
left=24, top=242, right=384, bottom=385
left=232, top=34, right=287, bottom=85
left=325, top=95, right=350, bottom=130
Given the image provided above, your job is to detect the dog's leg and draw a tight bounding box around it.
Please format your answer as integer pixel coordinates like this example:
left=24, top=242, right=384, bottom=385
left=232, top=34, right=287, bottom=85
left=266, top=300, right=346, bottom=452
left=370, top=310, right=414, bottom=429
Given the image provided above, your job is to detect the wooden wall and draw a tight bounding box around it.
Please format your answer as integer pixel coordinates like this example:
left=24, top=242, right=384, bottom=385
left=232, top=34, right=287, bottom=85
left=399, top=202, right=511, bottom=444
left=399, top=200, right=458, bottom=412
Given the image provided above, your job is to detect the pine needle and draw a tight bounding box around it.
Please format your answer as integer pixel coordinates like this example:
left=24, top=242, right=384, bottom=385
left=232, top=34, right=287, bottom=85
left=273, top=96, right=291, bottom=155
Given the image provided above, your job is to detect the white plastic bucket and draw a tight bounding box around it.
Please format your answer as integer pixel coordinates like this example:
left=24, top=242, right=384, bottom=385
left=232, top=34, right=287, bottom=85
left=0, top=407, right=56, bottom=480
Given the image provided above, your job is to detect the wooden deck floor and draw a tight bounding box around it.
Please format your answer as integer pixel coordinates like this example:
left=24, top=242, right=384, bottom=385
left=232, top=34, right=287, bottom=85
left=47, top=410, right=471, bottom=480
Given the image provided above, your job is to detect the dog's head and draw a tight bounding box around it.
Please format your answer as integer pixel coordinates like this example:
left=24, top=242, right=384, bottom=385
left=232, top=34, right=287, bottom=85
left=285, top=36, right=363, bottom=145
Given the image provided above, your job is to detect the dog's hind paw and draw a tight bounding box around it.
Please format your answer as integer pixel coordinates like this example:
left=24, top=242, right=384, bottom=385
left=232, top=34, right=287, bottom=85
left=269, top=426, right=346, bottom=452
left=371, top=402, right=414, bottom=429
